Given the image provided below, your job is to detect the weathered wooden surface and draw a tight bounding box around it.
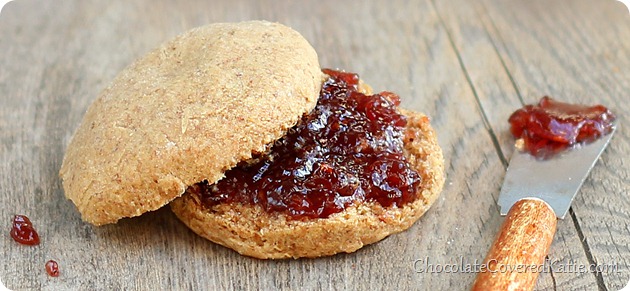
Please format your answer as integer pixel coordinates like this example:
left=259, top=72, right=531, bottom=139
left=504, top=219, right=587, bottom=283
left=0, top=0, right=628, bottom=290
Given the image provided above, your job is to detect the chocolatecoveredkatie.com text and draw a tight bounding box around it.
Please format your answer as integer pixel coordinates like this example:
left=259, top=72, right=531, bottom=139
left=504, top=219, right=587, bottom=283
left=413, top=257, right=622, bottom=274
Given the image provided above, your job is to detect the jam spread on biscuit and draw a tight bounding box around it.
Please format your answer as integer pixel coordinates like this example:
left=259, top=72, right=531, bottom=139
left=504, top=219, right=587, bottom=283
left=45, top=260, right=59, bottom=277
left=508, top=96, right=616, bottom=158
left=10, top=215, right=40, bottom=245
left=187, top=69, right=421, bottom=219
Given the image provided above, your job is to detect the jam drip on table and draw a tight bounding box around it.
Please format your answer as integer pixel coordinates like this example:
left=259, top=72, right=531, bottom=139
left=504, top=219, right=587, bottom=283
left=45, top=260, right=60, bottom=277
left=508, top=96, right=616, bottom=159
left=188, top=69, right=421, bottom=219
left=10, top=215, right=40, bottom=245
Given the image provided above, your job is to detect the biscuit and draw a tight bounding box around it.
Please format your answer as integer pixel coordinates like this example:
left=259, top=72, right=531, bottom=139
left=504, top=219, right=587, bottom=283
left=59, top=21, right=322, bottom=225
left=170, top=106, right=445, bottom=259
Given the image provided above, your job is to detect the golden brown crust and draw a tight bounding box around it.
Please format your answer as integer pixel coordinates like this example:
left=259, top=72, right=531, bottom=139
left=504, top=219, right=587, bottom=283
left=170, top=108, right=445, bottom=259
left=59, top=21, right=322, bottom=225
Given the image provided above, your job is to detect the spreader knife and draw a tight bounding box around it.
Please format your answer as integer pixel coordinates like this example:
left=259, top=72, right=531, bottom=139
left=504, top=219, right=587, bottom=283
left=472, top=124, right=617, bottom=291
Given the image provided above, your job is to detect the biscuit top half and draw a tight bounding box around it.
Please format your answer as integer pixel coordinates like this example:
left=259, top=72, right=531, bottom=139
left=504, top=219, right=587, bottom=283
left=59, top=21, right=322, bottom=225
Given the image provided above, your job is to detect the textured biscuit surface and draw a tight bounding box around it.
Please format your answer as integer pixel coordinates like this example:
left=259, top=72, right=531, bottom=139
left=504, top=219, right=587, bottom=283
left=60, top=21, right=322, bottom=225
left=170, top=106, right=445, bottom=259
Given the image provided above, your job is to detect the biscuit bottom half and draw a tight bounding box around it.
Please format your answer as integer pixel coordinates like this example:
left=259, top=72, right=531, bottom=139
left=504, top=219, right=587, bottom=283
left=170, top=71, right=444, bottom=258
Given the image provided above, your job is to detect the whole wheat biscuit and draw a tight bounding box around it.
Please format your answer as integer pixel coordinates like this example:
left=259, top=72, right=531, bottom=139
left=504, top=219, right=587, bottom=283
left=170, top=108, right=445, bottom=259
left=60, top=21, right=322, bottom=225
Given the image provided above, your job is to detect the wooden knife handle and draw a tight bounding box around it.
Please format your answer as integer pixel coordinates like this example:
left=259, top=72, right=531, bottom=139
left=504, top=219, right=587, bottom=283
left=472, top=198, right=557, bottom=291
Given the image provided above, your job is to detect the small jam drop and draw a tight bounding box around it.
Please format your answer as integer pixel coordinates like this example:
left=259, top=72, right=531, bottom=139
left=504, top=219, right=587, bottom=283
left=10, top=215, right=40, bottom=245
left=508, top=96, right=616, bottom=158
left=45, top=260, right=59, bottom=277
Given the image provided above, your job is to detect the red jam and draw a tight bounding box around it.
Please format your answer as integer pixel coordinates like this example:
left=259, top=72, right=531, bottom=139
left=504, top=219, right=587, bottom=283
left=187, top=69, right=421, bottom=219
left=45, top=260, right=59, bottom=277
left=508, top=96, right=616, bottom=158
left=10, top=215, right=40, bottom=245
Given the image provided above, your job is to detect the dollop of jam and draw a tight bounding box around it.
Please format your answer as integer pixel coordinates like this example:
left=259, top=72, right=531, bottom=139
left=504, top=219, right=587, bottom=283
left=508, top=96, right=616, bottom=158
left=187, top=69, right=421, bottom=219
left=10, top=215, right=40, bottom=245
left=45, top=260, right=59, bottom=277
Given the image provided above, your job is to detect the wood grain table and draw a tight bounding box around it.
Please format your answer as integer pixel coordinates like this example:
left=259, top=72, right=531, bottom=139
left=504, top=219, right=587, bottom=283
left=1, top=0, right=629, bottom=290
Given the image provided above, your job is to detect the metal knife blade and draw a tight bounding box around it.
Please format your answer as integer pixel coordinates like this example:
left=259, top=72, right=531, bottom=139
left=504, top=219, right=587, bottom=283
left=497, top=124, right=617, bottom=219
